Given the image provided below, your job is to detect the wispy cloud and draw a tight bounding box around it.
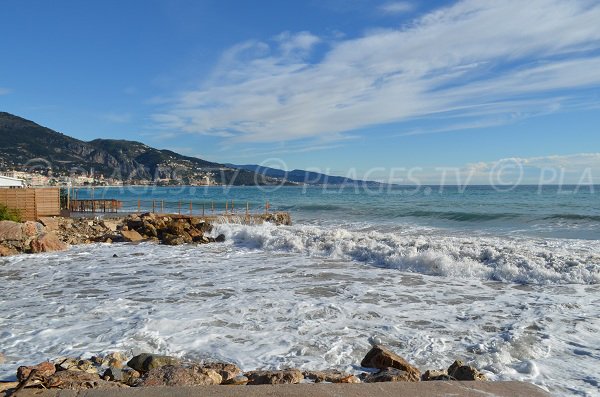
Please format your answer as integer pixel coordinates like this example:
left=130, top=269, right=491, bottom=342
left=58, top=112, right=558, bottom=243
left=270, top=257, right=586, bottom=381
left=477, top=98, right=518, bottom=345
left=378, top=1, right=414, bottom=15
left=0, top=87, right=11, bottom=95
left=154, top=0, right=600, bottom=145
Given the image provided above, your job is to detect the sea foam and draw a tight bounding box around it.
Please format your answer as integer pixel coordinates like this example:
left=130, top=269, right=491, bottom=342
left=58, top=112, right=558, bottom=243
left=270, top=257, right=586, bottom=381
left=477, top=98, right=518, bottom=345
left=213, top=222, right=600, bottom=285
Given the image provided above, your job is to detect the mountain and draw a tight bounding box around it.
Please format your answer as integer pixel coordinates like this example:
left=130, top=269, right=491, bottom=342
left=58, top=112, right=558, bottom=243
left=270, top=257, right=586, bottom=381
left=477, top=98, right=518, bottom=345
left=0, top=112, right=278, bottom=185
left=226, top=164, right=386, bottom=186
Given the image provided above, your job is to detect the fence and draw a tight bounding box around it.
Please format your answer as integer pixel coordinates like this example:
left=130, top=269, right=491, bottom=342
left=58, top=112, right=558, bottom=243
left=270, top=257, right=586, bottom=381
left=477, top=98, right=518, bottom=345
left=0, top=188, right=61, bottom=221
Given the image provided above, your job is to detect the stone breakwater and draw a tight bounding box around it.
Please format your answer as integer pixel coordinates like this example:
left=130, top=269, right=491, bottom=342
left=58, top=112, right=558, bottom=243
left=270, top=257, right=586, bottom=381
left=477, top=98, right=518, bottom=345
left=0, top=345, right=487, bottom=395
left=0, top=212, right=291, bottom=257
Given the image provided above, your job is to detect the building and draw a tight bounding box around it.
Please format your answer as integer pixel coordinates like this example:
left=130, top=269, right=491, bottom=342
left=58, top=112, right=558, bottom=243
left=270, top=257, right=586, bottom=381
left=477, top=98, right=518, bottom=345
left=0, top=175, right=25, bottom=188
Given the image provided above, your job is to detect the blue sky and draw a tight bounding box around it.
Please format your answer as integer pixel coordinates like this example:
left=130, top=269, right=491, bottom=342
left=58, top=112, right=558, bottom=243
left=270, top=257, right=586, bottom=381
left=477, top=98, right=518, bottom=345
left=1, top=0, right=600, bottom=183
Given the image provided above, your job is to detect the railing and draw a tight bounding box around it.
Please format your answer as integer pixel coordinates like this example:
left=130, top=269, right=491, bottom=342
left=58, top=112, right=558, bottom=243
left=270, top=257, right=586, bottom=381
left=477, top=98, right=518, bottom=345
left=69, top=199, right=272, bottom=217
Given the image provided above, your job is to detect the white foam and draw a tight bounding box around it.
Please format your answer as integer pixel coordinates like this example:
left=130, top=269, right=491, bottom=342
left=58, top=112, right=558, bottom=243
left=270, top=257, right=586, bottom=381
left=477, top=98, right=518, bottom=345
left=0, top=226, right=599, bottom=397
left=213, top=222, right=600, bottom=285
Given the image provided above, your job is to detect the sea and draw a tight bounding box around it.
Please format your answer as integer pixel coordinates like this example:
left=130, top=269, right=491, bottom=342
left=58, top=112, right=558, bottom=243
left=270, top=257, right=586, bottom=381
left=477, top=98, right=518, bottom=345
left=1, top=185, right=599, bottom=396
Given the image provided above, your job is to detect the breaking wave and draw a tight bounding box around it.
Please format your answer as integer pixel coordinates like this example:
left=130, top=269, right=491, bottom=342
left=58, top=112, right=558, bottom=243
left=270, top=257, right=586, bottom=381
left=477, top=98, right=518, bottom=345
left=213, top=223, right=600, bottom=285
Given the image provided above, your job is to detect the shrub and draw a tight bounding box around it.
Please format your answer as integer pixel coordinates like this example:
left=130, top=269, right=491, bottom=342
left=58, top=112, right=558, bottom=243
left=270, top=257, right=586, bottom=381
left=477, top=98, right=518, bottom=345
left=0, top=203, right=21, bottom=222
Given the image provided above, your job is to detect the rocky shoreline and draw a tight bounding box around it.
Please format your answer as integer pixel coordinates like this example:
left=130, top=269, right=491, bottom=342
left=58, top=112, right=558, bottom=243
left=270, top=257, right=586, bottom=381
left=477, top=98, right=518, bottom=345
left=0, top=212, right=291, bottom=257
left=0, top=345, right=487, bottom=395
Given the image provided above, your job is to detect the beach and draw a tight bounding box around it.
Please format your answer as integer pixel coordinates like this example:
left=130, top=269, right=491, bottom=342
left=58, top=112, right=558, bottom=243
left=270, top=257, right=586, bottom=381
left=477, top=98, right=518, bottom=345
left=1, top=186, right=599, bottom=396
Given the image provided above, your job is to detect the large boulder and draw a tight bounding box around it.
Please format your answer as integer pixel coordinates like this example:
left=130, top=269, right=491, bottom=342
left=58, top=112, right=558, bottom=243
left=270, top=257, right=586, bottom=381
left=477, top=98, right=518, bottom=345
left=360, top=345, right=420, bottom=382
left=29, top=232, right=68, bottom=253
left=121, top=229, right=144, bottom=242
left=135, top=365, right=222, bottom=387
left=245, top=369, right=304, bottom=385
left=0, top=220, right=24, bottom=241
left=127, top=353, right=180, bottom=373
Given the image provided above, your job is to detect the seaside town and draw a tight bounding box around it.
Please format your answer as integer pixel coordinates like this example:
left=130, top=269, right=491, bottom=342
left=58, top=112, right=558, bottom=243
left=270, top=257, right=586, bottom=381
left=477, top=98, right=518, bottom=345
left=0, top=169, right=217, bottom=188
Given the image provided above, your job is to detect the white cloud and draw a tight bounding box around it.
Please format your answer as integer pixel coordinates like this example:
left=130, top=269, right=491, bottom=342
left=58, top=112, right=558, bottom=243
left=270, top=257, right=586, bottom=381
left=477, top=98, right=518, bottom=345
left=0, top=87, right=11, bottom=95
left=378, top=1, right=414, bottom=14
left=155, top=0, right=600, bottom=144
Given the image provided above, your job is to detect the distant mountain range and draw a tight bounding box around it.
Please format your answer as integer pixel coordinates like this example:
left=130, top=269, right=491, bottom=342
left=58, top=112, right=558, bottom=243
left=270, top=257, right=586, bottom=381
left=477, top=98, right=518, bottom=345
left=0, top=112, right=384, bottom=186
left=226, top=164, right=384, bottom=186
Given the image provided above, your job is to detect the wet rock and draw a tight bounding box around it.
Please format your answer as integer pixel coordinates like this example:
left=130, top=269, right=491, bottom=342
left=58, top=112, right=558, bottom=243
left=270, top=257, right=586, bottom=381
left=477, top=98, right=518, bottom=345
left=245, top=369, right=304, bottom=385
left=360, top=345, right=420, bottom=381
left=135, top=365, right=222, bottom=387
left=162, top=234, right=185, bottom=245
left=127, top=353, right=180, bottom=373
left=17, top=361, right=56, bottom=381
left=362, top=368, right=416, bottom=383
left=422, top=369, right=453, bottom=381
left=447, top=360, right=487, bottom=381
left=201, top=362, right=241, bottom=383
left=29, top=232, right=68, bottom=253
left=303, top=370, right=361, bottom=383
left=45, top=370, right=128, bottom=390
left=215, top=234, right=226, bottom=243
left=121, top=229, right=143, bottom=242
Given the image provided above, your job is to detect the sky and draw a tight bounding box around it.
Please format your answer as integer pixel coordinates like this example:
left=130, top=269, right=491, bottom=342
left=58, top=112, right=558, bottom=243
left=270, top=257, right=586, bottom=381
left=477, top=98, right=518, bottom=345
left=1, top=0, right=600, bottom=184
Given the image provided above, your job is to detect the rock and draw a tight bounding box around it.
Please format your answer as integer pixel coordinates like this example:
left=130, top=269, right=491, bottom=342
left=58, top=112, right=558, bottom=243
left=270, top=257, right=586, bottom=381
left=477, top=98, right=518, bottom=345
left=0, top=221, right=24, bottom=241
left=215, top=234, right=226, bottom=243
left=45, top=370, right=128, bottom=389
left=17, top=361, right=56, bottom=381
left=447, top=360, right=487, bottom=381
left=245, top=369, right=304, bottom=385
left=162, top=234, right=185, bottom=246
left=127, top=353, right=180, bottom=373
left=201, top=362, right=241, bottom=383
left=103, top=367, right=124, bottom=382
left=22, top=221, right=44, bottom=238
left=29, top=232, right=68, bottom=253
left=0, top=381, right=19, bottom=394
left=362, top=368, right=417, bottom=383
left=360, top=345, right=420, bottom=381
left=55, top=358, right=97, bottom=374
left=121, top=229, right=144, bottom=242
left=0, top=245, right=18, bottom=256
left=38, top=217, right=60, bottom=231
left=104, top=367, right=140, bottom=385
left=105, top=351, right=128, bottom=364
left=303, top=370, right=361, bottom=383
left=135, top=365, right=222, bottom=387
left=222, top=375, right=249, bottom=385
left=422, top=369, right=453, bottom=381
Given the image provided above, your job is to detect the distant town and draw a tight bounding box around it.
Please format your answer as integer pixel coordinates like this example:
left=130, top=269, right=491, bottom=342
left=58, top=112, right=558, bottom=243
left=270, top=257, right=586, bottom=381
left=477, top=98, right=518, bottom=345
left=0, top=169, right=218, bottom=188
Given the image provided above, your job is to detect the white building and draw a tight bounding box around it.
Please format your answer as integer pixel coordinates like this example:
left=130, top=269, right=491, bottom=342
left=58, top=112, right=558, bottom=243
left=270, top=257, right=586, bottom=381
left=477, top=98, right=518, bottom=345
left=0, top=175, right=25, bottom=188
